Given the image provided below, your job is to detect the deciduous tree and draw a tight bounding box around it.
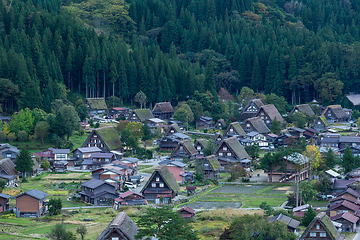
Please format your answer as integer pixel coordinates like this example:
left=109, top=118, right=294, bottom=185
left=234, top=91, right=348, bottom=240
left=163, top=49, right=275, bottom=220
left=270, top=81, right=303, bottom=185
left=15, top=149, right=34, bottom=177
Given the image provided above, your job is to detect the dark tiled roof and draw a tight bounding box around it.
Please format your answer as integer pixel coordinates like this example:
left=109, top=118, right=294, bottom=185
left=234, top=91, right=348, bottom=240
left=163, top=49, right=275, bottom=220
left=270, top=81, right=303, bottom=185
left=335, top=188, right=360, bottom=198
left=329, top=195, right=360, bottom=205
left=327, top=200, right=360, bottom=212
left=330, top=212, right=359, bottom=224
left=339, top=136, right=360, bottom=143
left=333, top=180, right=354, bottom=190
left=258, top=104, right=285, bottom=123
left=346, top=94, right=360, bottom=106
left=122, top=157, right=139, bottom=163
left=179, top=206, right=195, bottom=214
left=152, top=102, right=174, bottom=113
left=81, top=178, right=109, bottom=189
left=75, top=147, right=102, bottom=153
left=91, top=153, right=114, bottom=158
left=16, top=189, right=49, bottom=200
left=48, top=148, right=70, bottom=154
left=299, top=212, right=340, bottom=240
left=268, top=213, right=300, bottom=229
left=0, top=193, right=11, bottom=199
left=119, top=190, right=143, bottom=199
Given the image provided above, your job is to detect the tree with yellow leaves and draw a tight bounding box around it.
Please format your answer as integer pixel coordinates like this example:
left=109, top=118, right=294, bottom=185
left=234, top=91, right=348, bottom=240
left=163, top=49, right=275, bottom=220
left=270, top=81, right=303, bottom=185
left=2, top=122, right=10, bottom=135
left=303, top=145, right=322, bottom=181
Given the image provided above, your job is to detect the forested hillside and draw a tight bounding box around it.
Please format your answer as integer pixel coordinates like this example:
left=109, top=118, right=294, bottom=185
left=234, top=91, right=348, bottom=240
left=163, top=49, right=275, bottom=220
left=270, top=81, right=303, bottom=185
left=1, top=0, right=360, bottom=113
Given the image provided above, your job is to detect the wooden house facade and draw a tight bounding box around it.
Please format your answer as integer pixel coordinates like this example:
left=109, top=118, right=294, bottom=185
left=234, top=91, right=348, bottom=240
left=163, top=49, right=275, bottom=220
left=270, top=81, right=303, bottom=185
left=86, top=98, right=107, bottom=115
left=152, top=102, right=174, bottom=120
left=321, top=105, right=350, bottom=123
left=240, top=99, right=264, bottom=120
left=82, top=127, right=122, bottom=153
left=15, top=189, right=49, bottom=217
left=255, top=104, right=285, bottom=128
left=299, top=212, right=341, bottom=240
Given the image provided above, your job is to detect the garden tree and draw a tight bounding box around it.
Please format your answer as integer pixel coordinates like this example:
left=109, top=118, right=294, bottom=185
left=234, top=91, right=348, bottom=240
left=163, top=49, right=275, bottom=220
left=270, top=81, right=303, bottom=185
left=41, top=159, right=50, bottom=171
left=314, top=73, right=343, bottom=105
left=57, top=105, right=80, bottom=140
left=0, top=179, right=6, bottom=193
left=220, top=214, right=296, bottom=240
left=125, top=122, right=143, bottom=139
left=238, top=86, right=255, bottom=108
left=48, top=223, right=76, bottom=240
left=15, top=149, right=34, bottom=177
left=2, top=122, right=10, bottom=134
left=173, top=103, right=194, bottom=124
left=141, top=123, right=152, bottom=141
left=225, top=164, right=247, bottom=181
left=75, top=100, right=89, bottom=122
left=7, top=133, right=16, bottom=142
left=0, top=131, right=6, bottom=141
left=186, top=100, right=204, bottom=121
left=135, top=206, right=199, bottom=240
left=10, top=108, right=35, bottom=135
left=35, top=121, right=50, bottom=145
left=32, top=108, right=48, bottom=124
left=324, top=148, right=338, bottom=169
left=194, top=159, right=205, bottom=182
left=260, top=151, right=283, bottom=182
left=317, top=172, right=332, bottom=194
left=342, top=146, right=354, bottom=173
left=17, top=130, right=28, bottom=142
left=135, top=91, right=147, bottom=109
left=202, top=140, right=217, bottom=156
left=352, top=110, right=360, bottom=120
left=303, top=145, right=322, bottom=180
left=290, top=112, right=306, bottom=129
left=259, top=201, right=274, bottom=217
left=116, top=120, right=129, bottom=133
left=245, top=145, right=260, bottom=160
left=299, top=180, right=317, bottom=203
left=270, top=117, right=281, bottom=135
left=287, top=193, right=303, bottom=207
left=48, top=198, right=62, bottom=215
left=76, top=225, right=87, bottom=240
left=121, top=129, right=131, bottom=150
left=302, top=205, right=317, bottom=227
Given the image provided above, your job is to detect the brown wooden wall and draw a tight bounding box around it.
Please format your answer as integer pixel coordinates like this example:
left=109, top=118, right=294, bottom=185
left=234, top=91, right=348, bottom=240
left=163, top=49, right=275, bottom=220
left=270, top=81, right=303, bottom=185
left=16, top=195, right=39, bottom=212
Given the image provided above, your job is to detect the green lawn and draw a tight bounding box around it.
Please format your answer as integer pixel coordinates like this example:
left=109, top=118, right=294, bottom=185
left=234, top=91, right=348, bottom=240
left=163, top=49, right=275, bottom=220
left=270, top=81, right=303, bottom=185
left=308, top=200, right=329, bottom=208
left=69, top=132, right=89, bottom=149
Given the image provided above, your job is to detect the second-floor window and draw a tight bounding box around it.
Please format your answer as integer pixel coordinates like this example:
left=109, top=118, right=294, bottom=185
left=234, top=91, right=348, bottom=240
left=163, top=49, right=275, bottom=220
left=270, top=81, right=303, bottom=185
left=6, top=154, right=11, bottom=158
left=227, top=153, right=231, bottom=156
left=223, top=146, right=227, bottom=151
left=152, top=183, right=156, bottom=187
left=156, top=178, right=160, bottom=182
left=160, top=183, right=164, bottom=187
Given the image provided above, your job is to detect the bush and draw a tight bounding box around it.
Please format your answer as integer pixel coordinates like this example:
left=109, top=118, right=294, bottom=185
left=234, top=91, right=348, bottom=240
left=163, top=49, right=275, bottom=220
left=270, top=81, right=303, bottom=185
left=1, top=213, right=15, bottom=218
left=17, top=131, right=28, bottom=142
left=0, top=131, right=6, bottom=141
left=241, top=178, right=250, bottom=182
left=21, top=177, right=29, bottom=183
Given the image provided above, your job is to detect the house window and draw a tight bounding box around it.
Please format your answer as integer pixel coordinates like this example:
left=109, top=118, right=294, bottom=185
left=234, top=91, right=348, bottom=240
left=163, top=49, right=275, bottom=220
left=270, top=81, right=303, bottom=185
left=94, top=135, right=97, bottom=138
left=156, top=178, right=160, bottom=182
left=266, top=120, right=270, bottom=123
left=318, top=121, right=321, bottom=124
left=310, top=232, right=316, bottom=237
left=112, top=237, right=119, bottom=240
left=6, top=154, right=11, bottom=158
left=94, top=139, right=97, bottom=143
left=152, top=183, right=156, bottom=187
left=223, top=147, right=227, bottom=151
left=105, top=158, right=109, bottom=162
left=247, top=124, right=250, bottom=127
left=197, top=146, right=201, bottom=150
left=180, top=146, right=183, bottom=150
left=160, top=183, right=164, bottom=187
left=219, top=152, right=223, bottom=156
left=227, top=153, right=231, bottom=156
left=316, top=224, right=320, bottom=230
left=230, top=128, right=233, bottom=132
left=320, top=232, right=326, bottom=237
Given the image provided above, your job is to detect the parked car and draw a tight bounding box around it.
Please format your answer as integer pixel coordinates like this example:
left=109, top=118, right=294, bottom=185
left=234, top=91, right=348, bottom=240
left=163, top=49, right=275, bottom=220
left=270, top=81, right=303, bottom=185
left=124, top=182, right=137, bottom=189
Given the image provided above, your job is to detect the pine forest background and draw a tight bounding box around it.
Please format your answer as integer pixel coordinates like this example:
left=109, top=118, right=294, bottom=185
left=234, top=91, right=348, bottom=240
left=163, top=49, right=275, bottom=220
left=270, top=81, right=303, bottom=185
left=1, top=0, right=360, bottom=114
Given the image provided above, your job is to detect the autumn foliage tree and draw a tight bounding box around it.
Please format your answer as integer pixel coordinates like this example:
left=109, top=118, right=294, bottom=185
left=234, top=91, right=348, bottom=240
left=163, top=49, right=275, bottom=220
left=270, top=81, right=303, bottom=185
left=303, top=145, right=322, bottom=180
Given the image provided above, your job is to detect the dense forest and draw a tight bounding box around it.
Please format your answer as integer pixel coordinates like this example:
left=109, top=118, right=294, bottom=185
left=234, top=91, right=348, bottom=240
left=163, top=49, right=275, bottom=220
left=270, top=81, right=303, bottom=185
left=1, top=0, right=360, bottom=114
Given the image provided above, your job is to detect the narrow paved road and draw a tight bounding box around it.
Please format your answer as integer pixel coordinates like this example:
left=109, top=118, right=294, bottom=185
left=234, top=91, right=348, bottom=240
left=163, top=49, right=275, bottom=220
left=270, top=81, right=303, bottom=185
left=62, top=205, right=112, bottom=210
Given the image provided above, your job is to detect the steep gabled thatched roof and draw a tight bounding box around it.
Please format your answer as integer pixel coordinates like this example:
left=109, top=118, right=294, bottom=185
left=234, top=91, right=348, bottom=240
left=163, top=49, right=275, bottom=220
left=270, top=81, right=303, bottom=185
left=97, top=212, right=138, bottom=240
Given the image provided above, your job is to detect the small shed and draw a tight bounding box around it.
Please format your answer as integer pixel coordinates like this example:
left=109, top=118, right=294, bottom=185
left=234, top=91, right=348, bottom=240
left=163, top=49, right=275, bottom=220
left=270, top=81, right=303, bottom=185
left=178, top=206, right=196, bottom=219
left=186, top=186, right=196, bottom=195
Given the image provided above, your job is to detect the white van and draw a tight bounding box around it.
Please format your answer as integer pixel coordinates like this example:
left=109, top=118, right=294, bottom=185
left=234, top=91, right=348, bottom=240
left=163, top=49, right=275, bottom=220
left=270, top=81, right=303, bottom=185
left=124, top=182, right=137, bottom=189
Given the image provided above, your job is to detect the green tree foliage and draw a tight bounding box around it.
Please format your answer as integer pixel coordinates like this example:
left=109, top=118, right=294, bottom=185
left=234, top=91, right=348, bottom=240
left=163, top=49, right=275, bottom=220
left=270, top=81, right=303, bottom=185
left=245, top=145, right=260, bottom=160
left=270, top=117, right=281, bottom=135
left=10, top=108, right=35, bottom=135
left=48, top=198, right=62, bottom=216
left=174, top=103, right=194, bottom=124
left=41, top=159, right=50, bottom=171
left=299, top=180, right=317, bottom=203
left=324, top=148, right=338, bottom=169
left=134, top=91, right=147, bottom=109
left=316, top=172, right=332, bottom=195
left=135, top=206, right=199, bottom=240
left=302, top=206, right=317, bottom=227
left=76, top=225, right=87, bottom=240
left=259, top=201, right=274, bottom=217
left=260, top=151, right=284, bottom=182
left=343, top=146, right=354, bottom=173
left=15, top=149, right=34, bottom=177
left=48, top=223, right=76, bottom=240
left=56, top=105, right=80, bottom=140
left=0, top=179, right=6, bottom=193
left=220, top=214, right=296, bottom=240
